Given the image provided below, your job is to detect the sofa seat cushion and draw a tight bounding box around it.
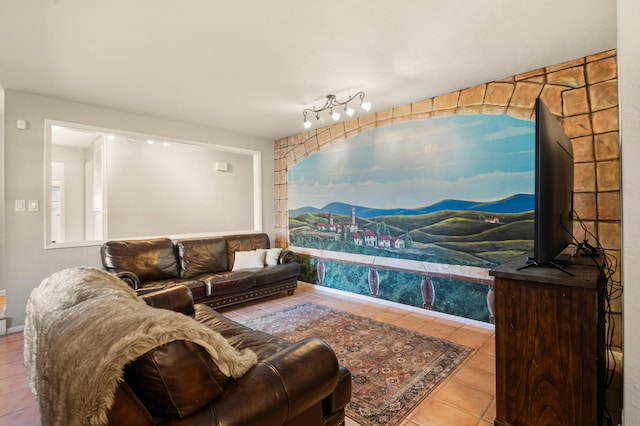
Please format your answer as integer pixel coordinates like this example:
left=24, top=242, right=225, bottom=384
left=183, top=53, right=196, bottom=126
left=138, top=279, right=207, bottom=301
left=252, top=263, right=301, bottom=287
left=193, top=304, right=291, bottom=360
left=199, top=271, right=255, bottom=296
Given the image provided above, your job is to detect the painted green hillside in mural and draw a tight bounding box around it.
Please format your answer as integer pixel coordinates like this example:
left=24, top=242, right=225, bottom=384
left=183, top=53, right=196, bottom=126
left=289, top=197, right=534, bottom=268
left=288, top=114, right=536, bottom=323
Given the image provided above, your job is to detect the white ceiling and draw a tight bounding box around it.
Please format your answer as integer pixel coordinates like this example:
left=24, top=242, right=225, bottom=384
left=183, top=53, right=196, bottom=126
left=0, top=1, right=617, bottom=141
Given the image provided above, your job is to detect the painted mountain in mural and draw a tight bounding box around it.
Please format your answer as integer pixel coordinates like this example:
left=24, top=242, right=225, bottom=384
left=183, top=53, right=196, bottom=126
left=289, top=194, right=533, bottom=219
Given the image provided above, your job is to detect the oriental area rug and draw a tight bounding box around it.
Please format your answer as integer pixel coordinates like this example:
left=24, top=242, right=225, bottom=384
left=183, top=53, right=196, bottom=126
left=240, top=302, right=472, bottom=426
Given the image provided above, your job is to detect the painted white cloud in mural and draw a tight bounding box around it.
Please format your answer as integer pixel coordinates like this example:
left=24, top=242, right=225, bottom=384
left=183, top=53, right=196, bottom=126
left=289, top=114, right=535, bottom=210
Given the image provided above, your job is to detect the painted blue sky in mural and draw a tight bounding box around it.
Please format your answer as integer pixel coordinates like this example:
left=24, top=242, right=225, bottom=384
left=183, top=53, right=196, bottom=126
left=289, top=114, right=535, bottom=210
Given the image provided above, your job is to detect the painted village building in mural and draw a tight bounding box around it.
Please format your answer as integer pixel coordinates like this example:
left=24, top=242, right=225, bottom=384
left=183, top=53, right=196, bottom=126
left=315, top=208, right=407, bottom=249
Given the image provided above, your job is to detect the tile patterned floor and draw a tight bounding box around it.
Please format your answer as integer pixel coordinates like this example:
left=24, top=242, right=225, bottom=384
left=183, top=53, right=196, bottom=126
left=0, top=282, right=496, bottom=426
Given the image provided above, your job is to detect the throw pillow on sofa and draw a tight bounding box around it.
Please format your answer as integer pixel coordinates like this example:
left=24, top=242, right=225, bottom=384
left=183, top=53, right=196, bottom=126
left=257, top=248, right=282, bottom=266
left=232, top=250, right=266, bottom=271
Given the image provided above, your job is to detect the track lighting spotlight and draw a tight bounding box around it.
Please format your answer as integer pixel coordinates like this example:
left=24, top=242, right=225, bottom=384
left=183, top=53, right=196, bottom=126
left=302, top=92, right=371, bottom=128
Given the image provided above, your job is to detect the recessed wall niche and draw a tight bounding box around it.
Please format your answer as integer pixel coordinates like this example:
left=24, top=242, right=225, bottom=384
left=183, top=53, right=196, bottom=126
left=45, top=121, right=262, bottom=248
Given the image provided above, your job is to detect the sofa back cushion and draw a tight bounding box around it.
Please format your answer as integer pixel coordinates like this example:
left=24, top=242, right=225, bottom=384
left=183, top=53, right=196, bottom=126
left=225, top=233, right=270, bottom=269
left=101, top=238, right=179, bottom=282
left=177, top=237, right=228, bottom=278
left=125, top=340, right=230, bottom=418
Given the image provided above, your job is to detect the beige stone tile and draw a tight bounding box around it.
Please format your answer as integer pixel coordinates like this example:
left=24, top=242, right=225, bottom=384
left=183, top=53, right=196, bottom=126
left=547, top=66, right=586, bottom=88
left=515, top=68, right=545, bottom=81
left=571, top=135, right=595, bottom=162
left=592, top=107, right=619, bottom=134
left=562, top=114, right=593, bottom=139
left=478, top=335, right=495, bottom=356
left=390, top=313, right=437, bottom=332
left=484, top=83, right=514, bottom=106
left=483, top=397, right=497, bottom=422
left=597, top=160, right=620, bottom=191
left=412, top=98, right=433, bottom=113
left=586, top=56, right=617, bottom=84
left=446, top=326, right=493, bottom=349
left=417, top=319, right=460, bottom=340
left=573, top=192, right=597, bottom=220
left=563, top=87, right=590, bottom=116
left=594, top=132, right=619, bottom=161
left=539, top=85, right=564, bottom=115
left=408, top=398, right=480, bottom=426
left=574, top=162, right=597, bottom=192
left=344, top=417, right=362, bottom=426
left=377, top=109, right=393, bottom=121
left=590, top=80, right=618, bottom=111
left=510, top=81, right=542, bottom=109
left=433, top=92, right=459, bottom=110
left=365, top=308, right=406, bottom=324
left=451, top=366, right=496, bottom=396
left=598, top=221, right=621, bottom=250
left=458, top=85, right=486, bottom=106
left=393, top=104, right=412, bottom=117
left=463, top=351, right=496, bottom=375
left=598, top=191, right=621, bottom=220
left=433, top=380, right=493, bottom=418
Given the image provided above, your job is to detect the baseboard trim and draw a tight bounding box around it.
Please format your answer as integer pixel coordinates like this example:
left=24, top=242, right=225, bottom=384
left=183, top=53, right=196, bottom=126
left=8, top=325, right=25, bottom=334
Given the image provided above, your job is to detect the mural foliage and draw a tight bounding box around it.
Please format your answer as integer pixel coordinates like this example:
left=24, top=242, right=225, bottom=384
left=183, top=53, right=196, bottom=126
left=289, top=114, right=535, bottom=322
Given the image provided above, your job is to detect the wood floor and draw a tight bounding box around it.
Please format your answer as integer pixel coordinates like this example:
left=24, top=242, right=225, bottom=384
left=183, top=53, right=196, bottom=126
left=0, top=282, right=496, bottom=426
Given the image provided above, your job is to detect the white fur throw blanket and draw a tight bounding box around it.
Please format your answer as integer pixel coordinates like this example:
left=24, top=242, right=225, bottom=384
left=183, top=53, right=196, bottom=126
left=24, top=267, right=257, bottom=426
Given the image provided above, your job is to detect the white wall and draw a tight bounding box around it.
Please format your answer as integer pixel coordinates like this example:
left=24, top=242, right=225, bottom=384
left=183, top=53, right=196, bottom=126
left=106, top=136, right=255, bottom=238
left=51, top=144, right=87, bottom=242
left=0, top=112, right=5, bottom=304
left=619, top=0, right=639, bottom=424
left=1, top=90, right=274, bottom=331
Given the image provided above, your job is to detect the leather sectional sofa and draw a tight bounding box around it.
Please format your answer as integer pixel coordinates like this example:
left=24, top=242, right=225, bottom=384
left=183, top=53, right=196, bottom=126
left=26, top=268, right=351, bottom=426
left=101, top=233, right=300, bottom=309
left=129, top=286, right=352, bottom=426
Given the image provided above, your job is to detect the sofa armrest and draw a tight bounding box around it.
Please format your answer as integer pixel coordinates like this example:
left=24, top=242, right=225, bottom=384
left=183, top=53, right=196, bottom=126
left=173, top=338, right=340, bottom=426
left=279, top=249, right=296, bottom=265
left=110, top=269, right=141, bottom=290
left=141, top=286, right=195, bottom=316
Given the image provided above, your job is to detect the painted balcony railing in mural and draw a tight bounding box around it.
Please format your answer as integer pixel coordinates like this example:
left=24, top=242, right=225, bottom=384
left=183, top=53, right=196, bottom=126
left=292, top=247, right=497, bottom=324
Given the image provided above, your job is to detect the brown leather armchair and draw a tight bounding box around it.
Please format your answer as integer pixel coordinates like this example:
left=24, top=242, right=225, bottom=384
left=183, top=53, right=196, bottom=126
left=107, top=286, right=351, bottom=426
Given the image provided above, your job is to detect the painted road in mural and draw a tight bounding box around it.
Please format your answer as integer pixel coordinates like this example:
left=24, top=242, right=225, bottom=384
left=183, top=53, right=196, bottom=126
left=288, top=114, right=535, bottom=322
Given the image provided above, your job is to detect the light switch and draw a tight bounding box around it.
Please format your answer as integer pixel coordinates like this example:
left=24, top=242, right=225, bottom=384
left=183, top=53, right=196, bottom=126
left=15, top=200, right=26, bottom=211
left=28, top=200, right=39, bottom=212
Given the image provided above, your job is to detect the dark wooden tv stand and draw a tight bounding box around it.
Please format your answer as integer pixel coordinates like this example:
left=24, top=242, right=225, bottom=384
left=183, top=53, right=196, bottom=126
left=490, top=254, right=604, bottom=426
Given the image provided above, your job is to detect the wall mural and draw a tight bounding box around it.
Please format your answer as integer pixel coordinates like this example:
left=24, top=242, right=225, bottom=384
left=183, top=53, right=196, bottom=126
left=288, top=114, right=535, bottom=323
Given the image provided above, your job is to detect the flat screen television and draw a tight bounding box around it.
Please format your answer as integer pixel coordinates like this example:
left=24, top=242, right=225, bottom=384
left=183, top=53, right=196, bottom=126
left=530, top=97, right=575, bottom=267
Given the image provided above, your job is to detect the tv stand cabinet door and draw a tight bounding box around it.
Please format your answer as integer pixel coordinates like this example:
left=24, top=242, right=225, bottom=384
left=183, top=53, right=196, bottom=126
left=493, top=275, right=600, bottom=426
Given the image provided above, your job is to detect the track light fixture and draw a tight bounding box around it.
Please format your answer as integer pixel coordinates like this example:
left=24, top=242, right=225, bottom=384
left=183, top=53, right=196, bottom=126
left=303, top=92, right=372, bottom=129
